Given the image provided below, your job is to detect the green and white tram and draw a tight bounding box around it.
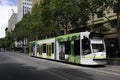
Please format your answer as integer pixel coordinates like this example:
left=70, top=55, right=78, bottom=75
left=29, top=31, right=106, bottom=65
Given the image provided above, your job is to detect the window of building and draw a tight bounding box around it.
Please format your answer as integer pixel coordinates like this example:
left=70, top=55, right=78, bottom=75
left=111, top=19, right=117, bottom=28
left=97, top=10, right=103, bottom=18
left=23, top=6, right=24, bottom=14
left=113, top=3, right=117, bottom=13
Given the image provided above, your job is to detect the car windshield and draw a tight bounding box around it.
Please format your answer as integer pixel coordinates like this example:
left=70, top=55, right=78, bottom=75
left=92, top=44, right=105, bottom=53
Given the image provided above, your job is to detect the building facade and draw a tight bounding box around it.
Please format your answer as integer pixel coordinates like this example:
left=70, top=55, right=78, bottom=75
left=17, top=0, right=32, bottom=22
left=32, top=0, right=43, bottom=6
left=88, top=6, right=117, bottom=37
left=8, top=12, right=17, bottom=32
left=87, top=4, right=120, bottom=57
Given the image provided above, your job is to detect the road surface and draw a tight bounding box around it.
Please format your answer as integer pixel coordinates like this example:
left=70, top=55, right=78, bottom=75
left=0, top=52, right=120, bottom=80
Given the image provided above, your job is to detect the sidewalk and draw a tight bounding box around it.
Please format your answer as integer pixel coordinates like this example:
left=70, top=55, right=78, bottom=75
left=107, top=59, right=120, bottom=65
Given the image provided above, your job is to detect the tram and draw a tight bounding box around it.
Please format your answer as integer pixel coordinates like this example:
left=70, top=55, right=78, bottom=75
left=29, top=31, right=106, bottom=65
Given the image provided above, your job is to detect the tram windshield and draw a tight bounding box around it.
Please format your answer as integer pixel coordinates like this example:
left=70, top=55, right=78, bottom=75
left=92, top=44, right=105, bottom=53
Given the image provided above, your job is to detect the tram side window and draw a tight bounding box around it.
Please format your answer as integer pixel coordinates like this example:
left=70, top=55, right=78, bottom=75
left=74, top=40, right=80, bottom=55
left=43, top=44, right=46, bottom=53
left=65, top=41, right=70, bottom=54
left=52, top=43, right=54, bottom=54
left=82, top=37, right=91, bottom=55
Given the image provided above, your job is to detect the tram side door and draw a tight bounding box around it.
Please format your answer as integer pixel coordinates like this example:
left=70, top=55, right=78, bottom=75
left=39, top=45, right=42, bottom=57
left=81, top=37, right=92, bottom=64
left=33, top=44, right=37, bottom=57
left=59, top=43, right=65, bottom=60
left=74, top=40, right=80, bottom=64
left=47, top=44, right=52, bottom=59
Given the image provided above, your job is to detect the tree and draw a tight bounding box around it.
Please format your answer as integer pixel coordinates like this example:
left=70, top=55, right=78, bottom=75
left=0, top=38, right=6, bottom=50
left=40, top=0, right=91, bottom=35
left=31, top=3, right=45, bottom=40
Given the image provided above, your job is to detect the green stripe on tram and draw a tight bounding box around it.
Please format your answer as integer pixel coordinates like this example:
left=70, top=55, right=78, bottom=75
left=57, top=33, right=80, bottom=42
left=68, top=55, right=80, bottom=64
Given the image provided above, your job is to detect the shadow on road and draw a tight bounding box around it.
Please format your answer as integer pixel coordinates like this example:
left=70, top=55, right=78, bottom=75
left=0, top=63, right=93, bottom=80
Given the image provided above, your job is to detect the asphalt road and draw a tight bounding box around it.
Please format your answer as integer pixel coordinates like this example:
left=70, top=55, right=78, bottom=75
left=0, top=51, right=120, bottom=80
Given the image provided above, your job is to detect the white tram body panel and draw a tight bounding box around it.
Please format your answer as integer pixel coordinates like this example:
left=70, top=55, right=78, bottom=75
left=29, top=31, right=107, bottom=65
left=80, top=32, right=106, bottom=65
left=36, top=38, right=56, bottom=59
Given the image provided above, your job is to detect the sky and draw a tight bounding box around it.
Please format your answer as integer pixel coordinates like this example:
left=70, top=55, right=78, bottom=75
left=0, top=0, right=17, bottom=38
